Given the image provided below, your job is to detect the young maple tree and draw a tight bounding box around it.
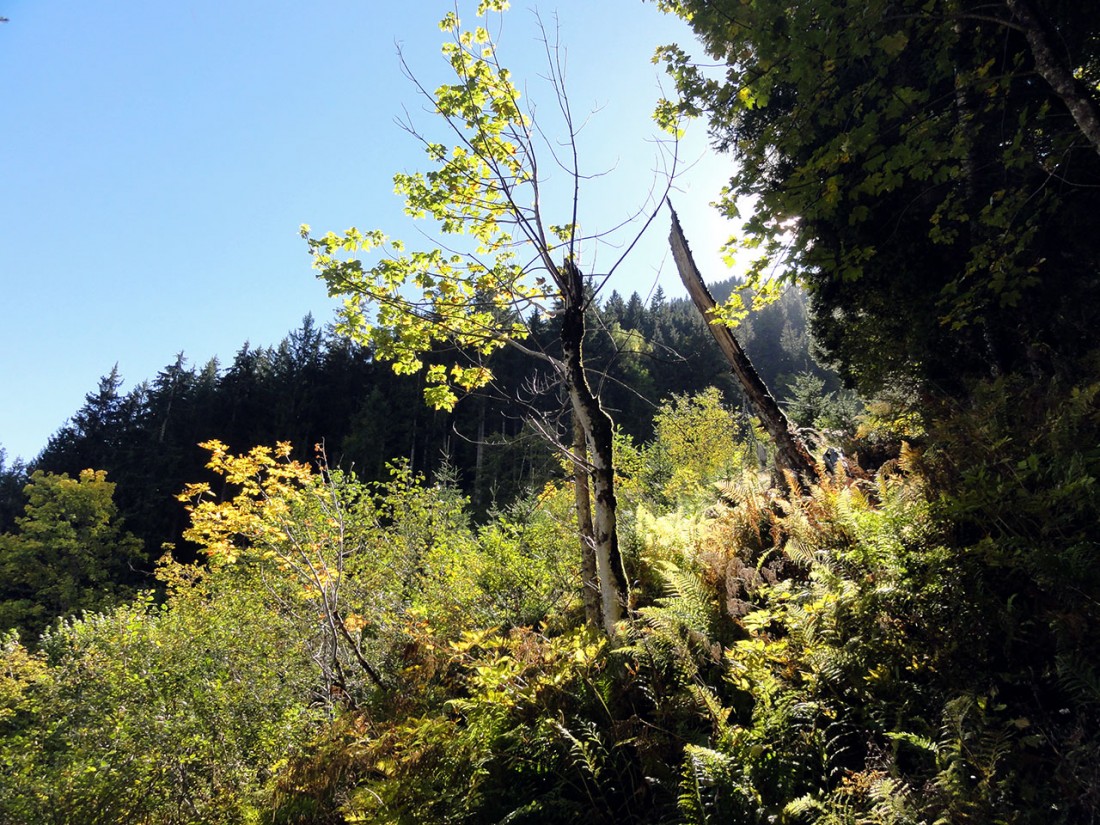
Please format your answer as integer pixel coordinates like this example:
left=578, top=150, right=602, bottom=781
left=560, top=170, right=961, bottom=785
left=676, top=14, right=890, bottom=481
left=301, top=2, right=677, bottom=634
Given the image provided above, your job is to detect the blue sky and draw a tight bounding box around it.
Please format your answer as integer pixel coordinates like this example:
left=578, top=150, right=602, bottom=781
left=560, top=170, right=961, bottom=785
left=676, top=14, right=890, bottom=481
left=0, top=1, right=737, bottom=463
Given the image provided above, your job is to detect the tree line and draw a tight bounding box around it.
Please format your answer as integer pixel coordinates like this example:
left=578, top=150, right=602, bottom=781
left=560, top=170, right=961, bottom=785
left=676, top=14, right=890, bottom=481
left=0, top=284, right=844, bottom=609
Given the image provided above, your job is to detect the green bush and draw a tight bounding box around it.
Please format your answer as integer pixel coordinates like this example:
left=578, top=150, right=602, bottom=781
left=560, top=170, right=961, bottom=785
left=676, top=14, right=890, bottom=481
left=0, top=562, right=319, bottom=824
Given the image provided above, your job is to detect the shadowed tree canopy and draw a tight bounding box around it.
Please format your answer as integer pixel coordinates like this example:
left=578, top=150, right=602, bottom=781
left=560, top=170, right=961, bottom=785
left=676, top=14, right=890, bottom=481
left=656, top=0, right=1100, bottom=396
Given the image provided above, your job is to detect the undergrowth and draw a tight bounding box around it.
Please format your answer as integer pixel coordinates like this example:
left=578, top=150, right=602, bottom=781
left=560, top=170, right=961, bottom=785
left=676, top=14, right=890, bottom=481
left=4, top=380, right=1098, bottom=823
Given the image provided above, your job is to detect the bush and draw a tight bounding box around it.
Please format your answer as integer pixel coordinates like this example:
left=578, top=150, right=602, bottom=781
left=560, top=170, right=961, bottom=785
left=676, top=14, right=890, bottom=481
left=0, top=561, right=319, bottom=824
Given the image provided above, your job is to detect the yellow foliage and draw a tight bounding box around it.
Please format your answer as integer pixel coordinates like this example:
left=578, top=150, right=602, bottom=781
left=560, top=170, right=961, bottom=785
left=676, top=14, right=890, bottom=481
left=178, top=440, right=317, bottom=568
left=0, top=634, right=47, bottom=725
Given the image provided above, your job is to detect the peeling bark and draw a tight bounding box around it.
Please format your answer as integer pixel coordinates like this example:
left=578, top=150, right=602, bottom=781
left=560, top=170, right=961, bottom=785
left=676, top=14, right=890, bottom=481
left=560, top=260, right=629, bottom=633
left=573, top=413, right=602, bottom=629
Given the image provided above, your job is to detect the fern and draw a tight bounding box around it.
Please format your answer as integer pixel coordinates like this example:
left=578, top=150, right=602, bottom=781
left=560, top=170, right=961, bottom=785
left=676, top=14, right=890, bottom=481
left=678, top=744, right=759, bottom=824
left=783, top=793, right=830, bottom=821
left=553, top=719, right=608, bottom=784
left=642, top=561, right=722, bottom=639
left=931, top=693, right=1017, bottom=822
left=1057, top=652, right=1100, bottom=707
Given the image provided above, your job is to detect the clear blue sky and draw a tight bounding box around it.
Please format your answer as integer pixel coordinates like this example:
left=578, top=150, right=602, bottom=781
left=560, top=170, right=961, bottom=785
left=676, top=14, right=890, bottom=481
left=0, top=1, right=737, bottom=463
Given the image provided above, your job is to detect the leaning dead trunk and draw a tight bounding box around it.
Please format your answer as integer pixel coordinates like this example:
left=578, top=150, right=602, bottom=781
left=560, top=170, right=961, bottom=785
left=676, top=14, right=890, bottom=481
left=560, top=260, right=629, bottom=633
left=667, top=202, right=818, bottom=489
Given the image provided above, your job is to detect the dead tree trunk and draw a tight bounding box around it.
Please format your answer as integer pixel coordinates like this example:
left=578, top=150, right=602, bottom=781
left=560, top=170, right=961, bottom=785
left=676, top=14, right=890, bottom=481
left=560, top=260, right=629, bottom=633
left=573, top=413, right=602, bottom=629
left=667, top=202, right=818, bottom=490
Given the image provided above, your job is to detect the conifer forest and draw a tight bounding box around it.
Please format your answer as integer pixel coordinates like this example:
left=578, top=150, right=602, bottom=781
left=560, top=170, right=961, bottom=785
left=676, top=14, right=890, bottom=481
left=2, top=1, right=1100, bottom=821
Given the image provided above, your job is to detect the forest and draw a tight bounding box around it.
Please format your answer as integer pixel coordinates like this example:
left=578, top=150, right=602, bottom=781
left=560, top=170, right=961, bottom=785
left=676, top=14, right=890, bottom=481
left=2, top=0, right=1099, bottom=821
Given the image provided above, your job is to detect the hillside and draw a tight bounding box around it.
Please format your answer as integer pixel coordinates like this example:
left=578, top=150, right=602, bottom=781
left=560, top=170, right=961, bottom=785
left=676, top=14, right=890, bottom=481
left=2, top=0, right=1099, bottom=822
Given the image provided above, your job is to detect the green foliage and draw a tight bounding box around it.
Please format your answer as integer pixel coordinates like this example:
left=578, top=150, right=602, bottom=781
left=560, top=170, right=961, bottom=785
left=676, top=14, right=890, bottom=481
left=4, top=378, right=1096, bottom=822
left=928, top=372, right=1100, bottom=604
left=657, top=0, right=1100, bottom=395
left=180, top=440, right=583, bottom=708
left=302, top=4, right=546, bottom=413
left=339, top=626, right=651, bottom=824
left=462, top=495, right=580, bottom=629
left=644, top=388, right=750, bottom=505
left=0, top=448, right=28, bottom=536
left=0, top=630, right=46, bottom=730
left=8, top=9, right=1098, bottom=820
left=919, top=369, right=1100, bottom=816
left=0, top=561, right=319, bottom=824
left=30, top=279, right=839, bottom=563
left=616, top=391, right=1100, bottom=823
left=785, top=372, right=863, bottom=434
left=0, top=469, right=143, bottom=642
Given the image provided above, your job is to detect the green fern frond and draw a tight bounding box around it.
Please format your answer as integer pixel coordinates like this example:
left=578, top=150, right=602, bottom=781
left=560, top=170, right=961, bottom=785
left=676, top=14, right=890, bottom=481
left=867, top=776, right=921, bottom=824
left=884, top=730, right=937, bottom=754
left=678, top=743, right=758, bottom=824
left=783, top=793, right=828, bottom=820
left=688, top=682, right=734, bottom=737
left=639, top=560, right=722, bottom=642
left=1057, top=652, right=1100, bottom=707
left=552, top=719, right=607, bottom=783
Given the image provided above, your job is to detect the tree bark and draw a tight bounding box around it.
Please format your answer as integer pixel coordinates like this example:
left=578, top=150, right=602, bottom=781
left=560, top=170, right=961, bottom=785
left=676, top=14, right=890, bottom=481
left=560, top=260, right=629, bottom=634
left=667, top=202, right=818, bottom=490
left=473, top=399, right=486, bottom=505
left=573, top=413, right=602, bottom=629
left=1004, top=0, right=1100, bottom=159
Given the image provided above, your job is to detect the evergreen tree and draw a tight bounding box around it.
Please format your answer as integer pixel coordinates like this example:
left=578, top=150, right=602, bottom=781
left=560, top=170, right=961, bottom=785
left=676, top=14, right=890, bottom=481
left=0, top=449, right=28, bottom=536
